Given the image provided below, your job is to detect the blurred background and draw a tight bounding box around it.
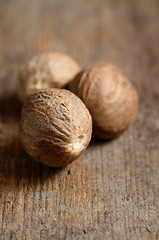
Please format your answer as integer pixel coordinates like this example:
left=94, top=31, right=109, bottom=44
left=0, top=0, right=158, bottom=100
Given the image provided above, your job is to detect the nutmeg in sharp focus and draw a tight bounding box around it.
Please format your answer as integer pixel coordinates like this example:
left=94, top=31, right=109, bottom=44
left=20, top=89, right=92, bottom=167
left=69, top=62, right=139, bottom=139
left=17, top=52, right=80, bottom=102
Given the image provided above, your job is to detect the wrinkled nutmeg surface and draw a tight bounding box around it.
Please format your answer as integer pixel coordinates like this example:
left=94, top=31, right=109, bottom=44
left=20, top=89, right=92, bottom=167
left=69, top=62, right=139, bottom=139
left=18, top=52, right=80, bottom=101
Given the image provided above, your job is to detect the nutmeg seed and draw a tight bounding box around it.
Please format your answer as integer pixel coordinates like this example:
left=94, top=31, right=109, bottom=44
left=20, top=89, right=92, bottom=167
left=69, top=62, right=139, bottom=139
left=18, top=52, right=80, bottom=102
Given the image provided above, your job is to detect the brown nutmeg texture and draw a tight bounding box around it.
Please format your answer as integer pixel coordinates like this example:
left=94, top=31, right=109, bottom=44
left=18, top=52, right=80, bottom=102
left=20, top=89, right=92, bottom=167
left=69, top=62, right=139, bottom=139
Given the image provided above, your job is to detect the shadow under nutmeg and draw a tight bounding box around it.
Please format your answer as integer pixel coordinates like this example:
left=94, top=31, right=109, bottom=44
left=0, top=93, right=22, bottom=121
left=88, top=134, right=115, bottom=150
left=0, top=127, right=63, bottom=192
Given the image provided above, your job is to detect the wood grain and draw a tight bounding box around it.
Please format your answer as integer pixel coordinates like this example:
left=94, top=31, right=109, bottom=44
left=0, top=0, right=159, bottom=239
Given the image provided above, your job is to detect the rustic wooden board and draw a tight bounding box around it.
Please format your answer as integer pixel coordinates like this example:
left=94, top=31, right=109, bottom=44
left=0, top=0, right=159, bottom=239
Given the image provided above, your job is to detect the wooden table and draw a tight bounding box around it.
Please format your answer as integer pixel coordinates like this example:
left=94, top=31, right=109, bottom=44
left=0, top=0, right=159, bottom=239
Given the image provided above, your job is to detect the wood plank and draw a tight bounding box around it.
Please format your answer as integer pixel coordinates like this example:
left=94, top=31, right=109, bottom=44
left=0, top=0, right=159, bottom=239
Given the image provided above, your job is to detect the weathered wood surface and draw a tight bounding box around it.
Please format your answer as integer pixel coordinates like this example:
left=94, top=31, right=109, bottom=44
left=0, top=0, right=159, bottom=239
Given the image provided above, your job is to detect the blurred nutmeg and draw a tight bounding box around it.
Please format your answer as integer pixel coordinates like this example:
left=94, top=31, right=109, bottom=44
left=20, top=89, right=92, bottom=167
left=17, top=52, right=80, bottom=101
left=69, top=62, right=139, bottom=139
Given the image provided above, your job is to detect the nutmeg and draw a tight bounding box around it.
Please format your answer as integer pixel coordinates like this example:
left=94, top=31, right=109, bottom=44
left=20, top=89, right=92, bottom=167
left=18, top=52, right=80, bottom=101
left=69, top=62, right=139, bottom=139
